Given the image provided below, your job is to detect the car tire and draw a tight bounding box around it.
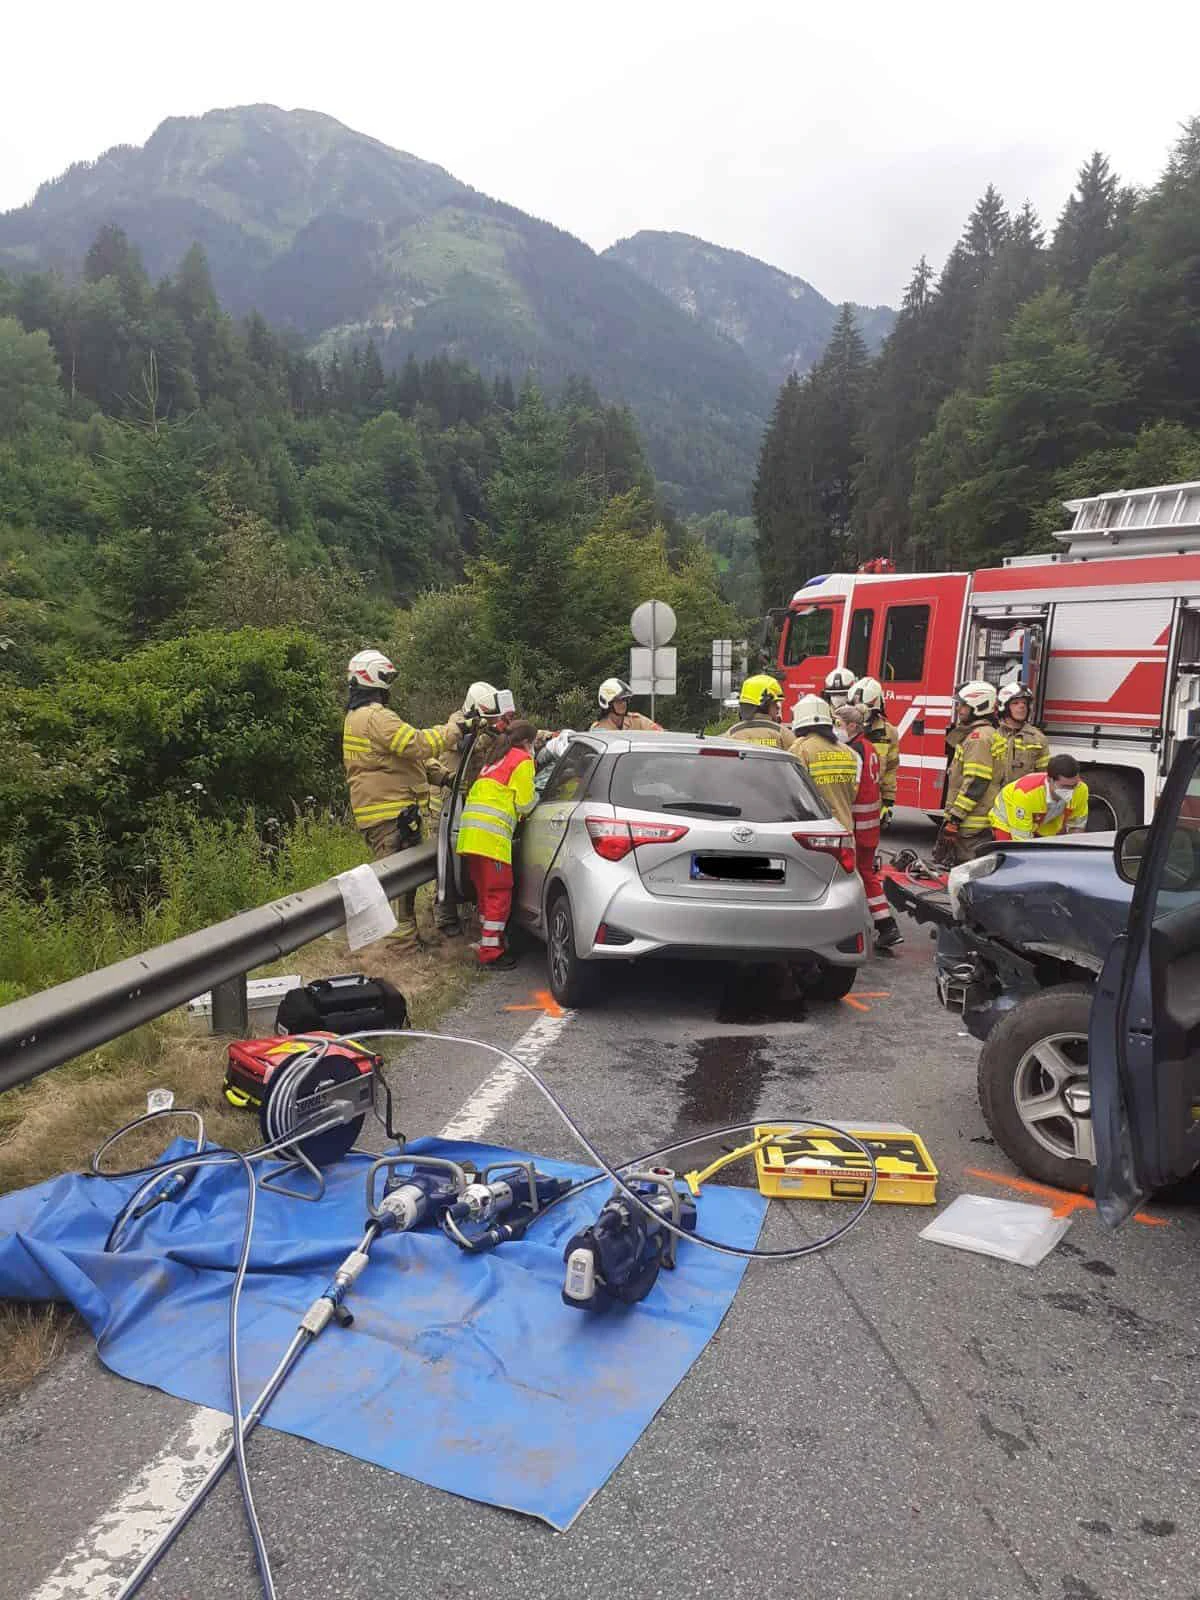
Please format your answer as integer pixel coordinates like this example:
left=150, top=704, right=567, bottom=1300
left=804, top=961, right=858, bottom=1003
left=545, top=888, right=594, bottom=1009
left=1081, top=768, right=1139, bottom=833
left=977, top=983, right=1095, bottom=1193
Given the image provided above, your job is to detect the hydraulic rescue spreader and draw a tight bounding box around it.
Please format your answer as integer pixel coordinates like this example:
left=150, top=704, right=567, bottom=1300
left=562, top=1168, right=697, bottom=1310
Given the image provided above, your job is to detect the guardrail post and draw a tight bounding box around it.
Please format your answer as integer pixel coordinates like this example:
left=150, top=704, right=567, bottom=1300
left=211, top=974, right=249, bottom=1036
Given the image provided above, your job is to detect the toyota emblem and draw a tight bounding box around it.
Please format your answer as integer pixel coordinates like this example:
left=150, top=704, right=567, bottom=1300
left=731, top=825, right=755, bottom=844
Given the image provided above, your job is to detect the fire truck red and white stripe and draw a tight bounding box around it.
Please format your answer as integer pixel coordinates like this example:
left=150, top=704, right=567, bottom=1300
left=770, top=481, right=1200, bottom=830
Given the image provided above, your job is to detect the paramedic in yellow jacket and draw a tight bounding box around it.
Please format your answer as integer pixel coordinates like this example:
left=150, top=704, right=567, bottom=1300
left=456, top=720, right=539, bottom=969
left=789, top=696, right=858, bottom=832
left=726, top=675, right=794, bottom=749
left=988, top=756, right=1089, bottom=841
left=342, top=648, right=464, bottom=952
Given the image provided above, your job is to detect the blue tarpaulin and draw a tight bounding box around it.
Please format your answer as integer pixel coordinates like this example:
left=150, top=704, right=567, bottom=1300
left=0, top=1136, right=766, bottom=1529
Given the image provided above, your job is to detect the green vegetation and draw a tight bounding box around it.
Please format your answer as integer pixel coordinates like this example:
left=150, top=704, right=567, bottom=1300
left=0, top=222, right=738, bottom=1005
left=754, top=121, right=1200, bottom=598
left=0, top=104, right=778, bottom=515
left=605, top=230, right=894, bottom=384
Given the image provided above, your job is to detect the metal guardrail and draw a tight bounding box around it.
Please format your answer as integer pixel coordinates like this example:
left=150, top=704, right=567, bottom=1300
left=0, top=845, right=437, bottom=1094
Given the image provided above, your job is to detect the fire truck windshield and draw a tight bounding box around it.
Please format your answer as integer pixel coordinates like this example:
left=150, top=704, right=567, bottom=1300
left=783, top=606, right=834, bottom=665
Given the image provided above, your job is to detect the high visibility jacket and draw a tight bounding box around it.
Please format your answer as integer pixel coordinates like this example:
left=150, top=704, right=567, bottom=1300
left=456, top=746, right=537, bottom=865
left=791, top=732, right=859, bottom=834
left=988, top=772, right=1089, bottom=840
left=845, top=732, right=881, bottom=845
left=995, top=720, right=1050, bottom=786
left=945, top=719, right=1000, bottom=834
left=726, top=716, right=795, bottom=750
left=428, top=725, right=555, bottom=792
left=866, top=715, right=900, bottom=806
left=343, top=705, right=464, bottom=829
left=590, top=710, right=662, bottom=732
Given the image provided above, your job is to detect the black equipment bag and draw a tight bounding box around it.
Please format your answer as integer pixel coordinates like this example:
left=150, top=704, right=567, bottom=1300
left=275, top=973, right=408, bottom=1037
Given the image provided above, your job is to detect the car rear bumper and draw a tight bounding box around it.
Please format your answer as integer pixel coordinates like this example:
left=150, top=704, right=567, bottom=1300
left=578, top=873, right=870, bottom=967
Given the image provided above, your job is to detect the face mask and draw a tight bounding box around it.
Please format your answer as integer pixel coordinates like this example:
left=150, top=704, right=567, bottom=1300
left=1051, top=784, right=1076, bottom=803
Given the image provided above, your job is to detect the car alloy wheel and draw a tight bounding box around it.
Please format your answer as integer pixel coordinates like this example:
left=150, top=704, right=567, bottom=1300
left=549, top=901, right=572, bottom=992
left=1012, top=1030, right=1095, bottom=1165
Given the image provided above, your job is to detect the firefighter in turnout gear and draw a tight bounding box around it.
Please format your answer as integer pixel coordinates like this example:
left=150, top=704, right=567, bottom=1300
left=935, top=680, right=1000, bottom=866
left=727, top=675, right=794, bottom=749
left=823, top=666, right=857, bottom=710
left=994, top=682, right=1050, bottom=785
left=790, top=696, right=858, bottom=833
left=848, top=676, right=900, bottom=826
left=836, top=702, right=903, bottom=949
left=592, top=677, right=662, bottom=732
left=342, top=649, right=464, bottom=952
left=456, top=720, right=539, bottom=968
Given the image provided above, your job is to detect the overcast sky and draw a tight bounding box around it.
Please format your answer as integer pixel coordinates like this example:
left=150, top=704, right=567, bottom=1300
left=3, top=0, right=1197, bottom=306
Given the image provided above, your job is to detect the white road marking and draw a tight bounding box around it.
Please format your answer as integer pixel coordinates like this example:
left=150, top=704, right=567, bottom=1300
left=438, top=1007, right=573, bottom=1140
left=29, top=1407, right=231, bottom=1600
left=27, top=1002, right=576, bottom=1597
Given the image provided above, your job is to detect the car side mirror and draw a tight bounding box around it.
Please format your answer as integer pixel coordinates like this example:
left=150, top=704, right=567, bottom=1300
left=1116, top=823, right=1200, bottom=889
left=1114, top=825, right=1149, bottom=885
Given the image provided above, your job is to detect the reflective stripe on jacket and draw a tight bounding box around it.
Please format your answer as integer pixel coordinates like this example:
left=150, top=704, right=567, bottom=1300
left=867, top=716, right=900, bottom=806
left=988, top=772, right=1089, bottom=839
left=456, top=747, right=537, bottom=865
left=946, top=720, right=1000, bottom=834
left=995, top=722, right=1050, bottom=785
left=846, top=732, right=881, bottom=843
left=343, top=704, right=463, bottom=827
left=791, top=732, right=859, bottom=834
left=726, top=717, right=795, bottom=750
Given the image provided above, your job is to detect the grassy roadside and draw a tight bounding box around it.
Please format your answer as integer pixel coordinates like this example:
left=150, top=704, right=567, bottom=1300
left=0, top=885, right=479, bottom=1406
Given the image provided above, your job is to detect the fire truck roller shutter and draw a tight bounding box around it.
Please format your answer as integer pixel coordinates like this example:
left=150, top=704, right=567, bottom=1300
left=1041, top=597, right=1173, bottom=738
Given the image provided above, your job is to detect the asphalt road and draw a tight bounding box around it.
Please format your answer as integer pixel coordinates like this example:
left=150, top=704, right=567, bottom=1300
left=3, top=816, right=1198, bottom=1600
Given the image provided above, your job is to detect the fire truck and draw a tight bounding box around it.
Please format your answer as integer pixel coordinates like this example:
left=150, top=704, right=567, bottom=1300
left=767, top=481, right=1200, bottom=830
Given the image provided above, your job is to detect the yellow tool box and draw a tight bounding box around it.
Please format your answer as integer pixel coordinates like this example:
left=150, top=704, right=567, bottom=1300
left=753, top=1122, right=938, bottom=1205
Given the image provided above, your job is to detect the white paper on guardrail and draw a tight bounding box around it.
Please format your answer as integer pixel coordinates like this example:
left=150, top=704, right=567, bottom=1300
left=335, top=863, right=397, bottom=949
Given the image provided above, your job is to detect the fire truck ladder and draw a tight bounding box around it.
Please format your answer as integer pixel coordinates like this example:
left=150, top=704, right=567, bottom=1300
left=1053, top=481, right=1200, bottom=561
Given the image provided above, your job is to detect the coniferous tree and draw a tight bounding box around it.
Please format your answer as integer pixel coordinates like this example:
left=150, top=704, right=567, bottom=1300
left=853, top=256, right=937, bottom=560
left=1051, top=152, right=1129, bottom=296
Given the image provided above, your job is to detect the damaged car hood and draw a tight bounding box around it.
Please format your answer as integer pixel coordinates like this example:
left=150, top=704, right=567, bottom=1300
left=956, top=840, right=1132, bottom=968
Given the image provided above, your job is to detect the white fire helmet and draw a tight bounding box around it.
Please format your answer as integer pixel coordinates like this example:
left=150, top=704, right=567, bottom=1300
left=347, top=648, right=398, bottom=690
left=848, top=676, right=885, bottom=713
left=956, top=679, right=998, bottom=717
left=791, top=694, right=836, bottom=732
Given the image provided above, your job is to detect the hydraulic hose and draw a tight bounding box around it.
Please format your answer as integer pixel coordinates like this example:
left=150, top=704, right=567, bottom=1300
left=100, top=1021, right=877, bottom=1598
left=326, top=1028, right=879, bottom=1260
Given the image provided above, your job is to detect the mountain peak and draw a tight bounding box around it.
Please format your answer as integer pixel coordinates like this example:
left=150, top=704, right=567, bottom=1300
left=604, top=229, right=893, bottom=380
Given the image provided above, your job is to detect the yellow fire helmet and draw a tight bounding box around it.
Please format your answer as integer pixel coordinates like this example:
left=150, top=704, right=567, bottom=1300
left=739, top=673, right=784, bottom=709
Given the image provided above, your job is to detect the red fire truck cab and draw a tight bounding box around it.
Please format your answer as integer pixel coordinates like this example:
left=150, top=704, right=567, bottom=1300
left=769, top=482, right=1200, bottom=829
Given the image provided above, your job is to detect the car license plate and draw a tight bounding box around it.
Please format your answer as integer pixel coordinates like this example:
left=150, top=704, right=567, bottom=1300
left=690, top=853, right=786, bottom=883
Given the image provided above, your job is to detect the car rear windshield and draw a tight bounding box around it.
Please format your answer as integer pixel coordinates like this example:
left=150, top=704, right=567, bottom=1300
left=609, top=750, right=826, bottom=823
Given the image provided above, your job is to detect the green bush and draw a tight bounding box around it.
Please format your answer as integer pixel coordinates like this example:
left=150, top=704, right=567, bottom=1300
left=1, top=627, right=343, bottom=883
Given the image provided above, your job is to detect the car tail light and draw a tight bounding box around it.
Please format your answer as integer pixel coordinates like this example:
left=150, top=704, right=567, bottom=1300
left=699, top=748, right=741, bottom=757
left=793, top=832, right=856, bottom=874
left=586, top=817, right=689, bottom=861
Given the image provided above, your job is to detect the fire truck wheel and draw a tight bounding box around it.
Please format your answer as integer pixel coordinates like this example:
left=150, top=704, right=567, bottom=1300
left=1081, top=769, right=1139, bottom=834
left=977, top=984, right=1095, bottom=1193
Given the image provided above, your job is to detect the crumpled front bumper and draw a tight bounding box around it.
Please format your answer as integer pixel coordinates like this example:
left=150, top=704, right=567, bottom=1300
left=933, top=923, right=1043, bottom=1042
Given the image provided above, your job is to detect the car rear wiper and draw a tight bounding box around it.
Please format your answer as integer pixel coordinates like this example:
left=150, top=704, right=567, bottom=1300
left=659, top=800, right=743, bottom=816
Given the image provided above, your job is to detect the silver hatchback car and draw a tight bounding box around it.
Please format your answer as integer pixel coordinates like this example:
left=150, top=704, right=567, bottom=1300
left=449, top=730, right=868, bottom=1007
